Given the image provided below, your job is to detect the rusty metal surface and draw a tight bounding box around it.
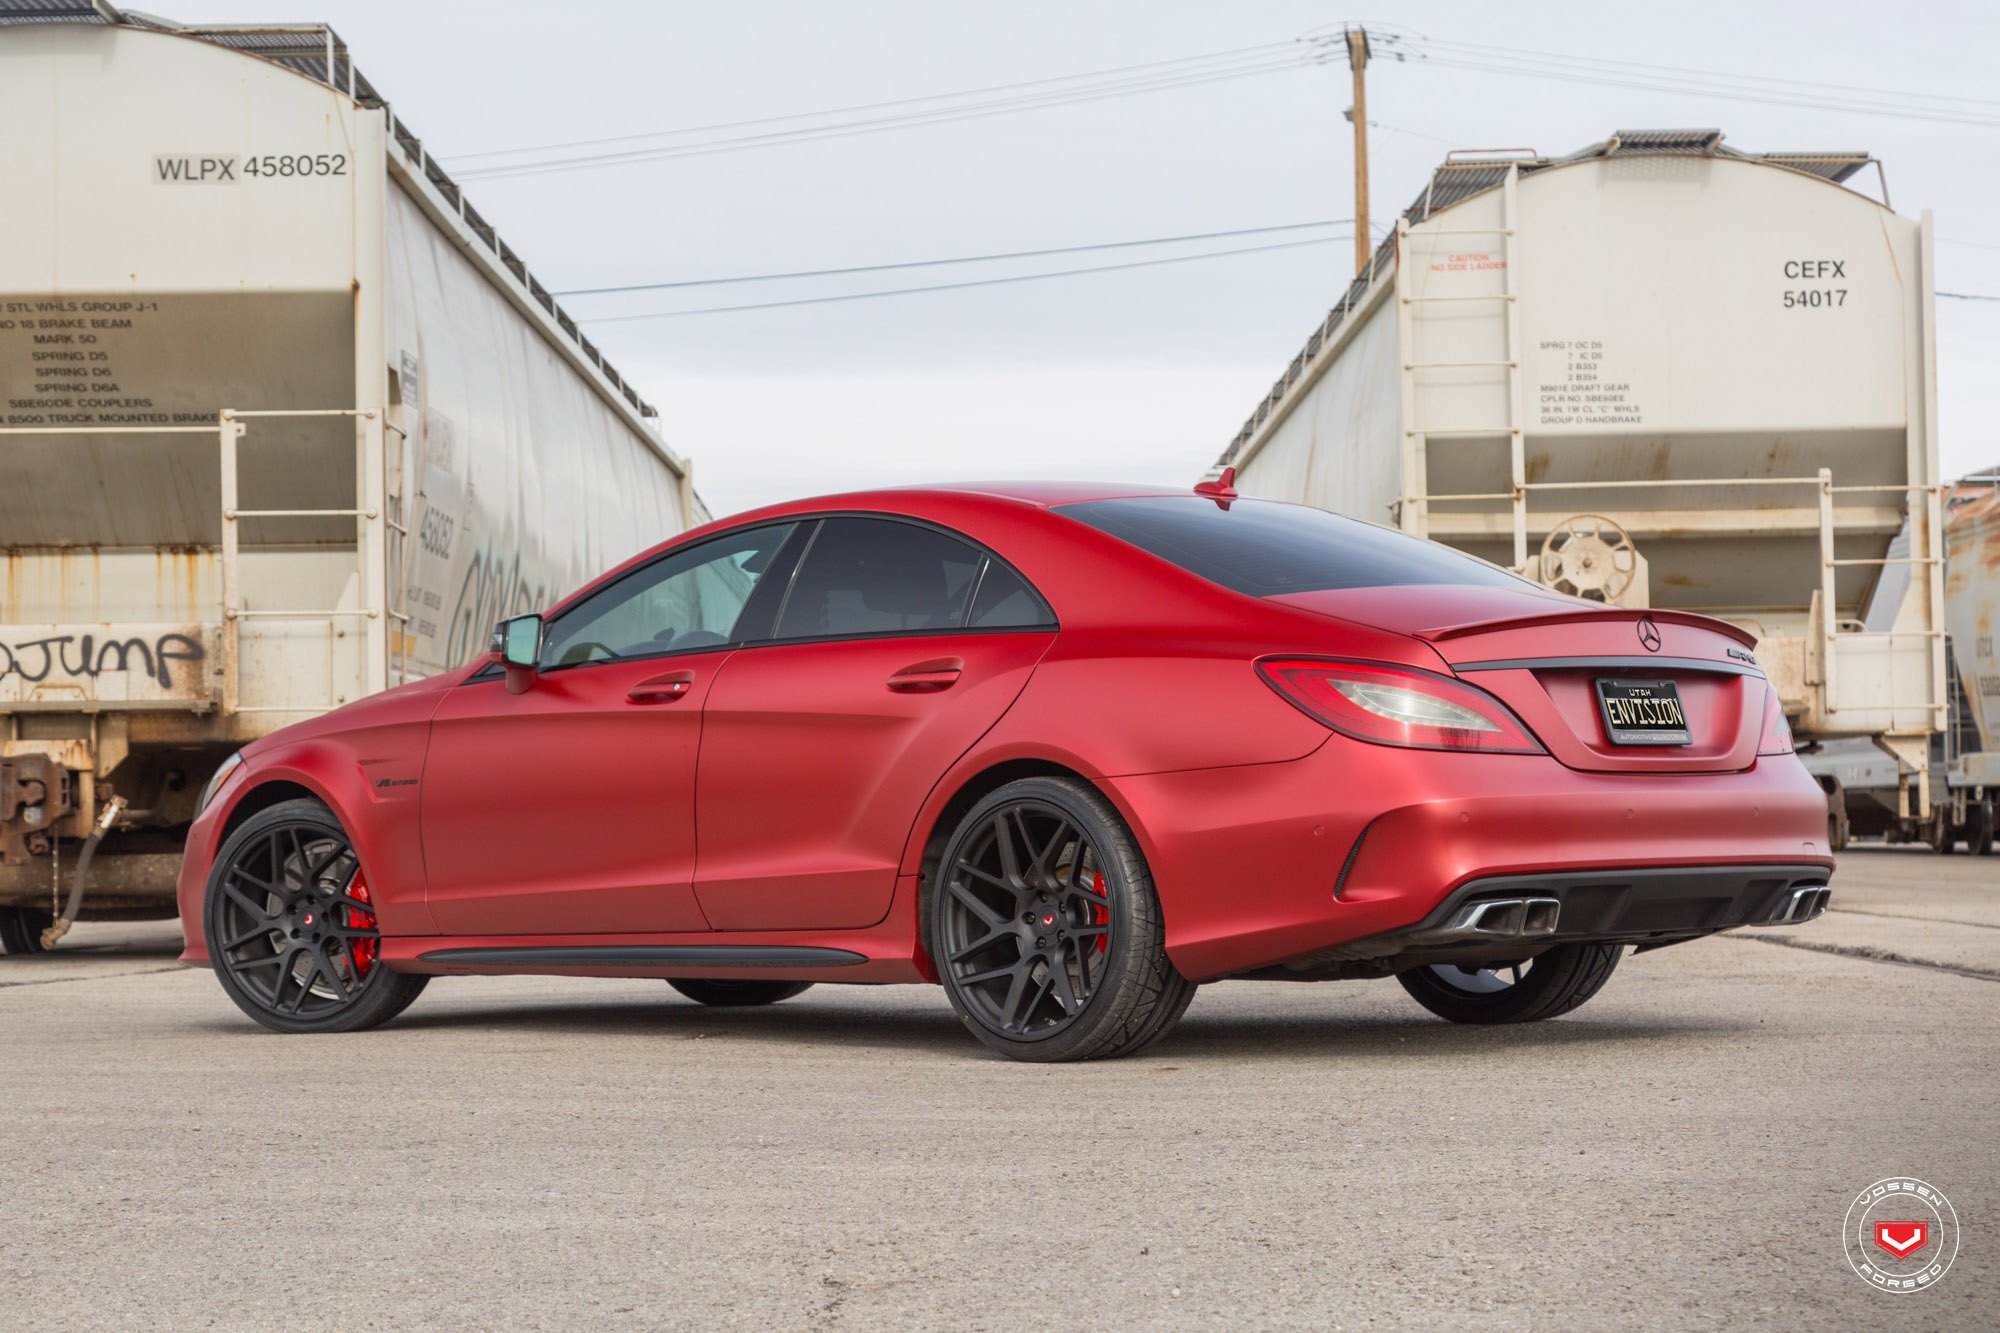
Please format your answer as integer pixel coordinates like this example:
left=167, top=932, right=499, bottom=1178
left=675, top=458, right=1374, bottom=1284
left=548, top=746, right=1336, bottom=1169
left=0, top=851, right=183, bottom=908
left=0, top=751, right=75, bottom=864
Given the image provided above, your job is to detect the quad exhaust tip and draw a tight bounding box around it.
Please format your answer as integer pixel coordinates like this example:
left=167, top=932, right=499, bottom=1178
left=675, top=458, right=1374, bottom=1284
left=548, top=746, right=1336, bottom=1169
left=1447, top=896, right=1562, bottom=939
left=1763, top=885, right=1832, bottom=926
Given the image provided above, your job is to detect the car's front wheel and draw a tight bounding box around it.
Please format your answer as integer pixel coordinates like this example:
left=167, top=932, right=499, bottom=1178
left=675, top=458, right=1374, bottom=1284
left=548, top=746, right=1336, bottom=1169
left=206, top=798, right=428, bottom=1033
left=1397, top=943, right=1621, bottom=1025
left=928, top=776, right=1195, bottom=1062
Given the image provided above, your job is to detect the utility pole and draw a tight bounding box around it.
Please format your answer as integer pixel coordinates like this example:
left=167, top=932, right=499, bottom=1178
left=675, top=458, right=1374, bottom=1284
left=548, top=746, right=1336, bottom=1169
left=1344, top=26, right=1371, bottom=275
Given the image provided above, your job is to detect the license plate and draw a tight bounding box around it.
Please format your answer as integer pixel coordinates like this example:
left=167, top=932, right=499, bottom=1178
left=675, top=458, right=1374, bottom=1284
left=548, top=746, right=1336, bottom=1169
left=1595, top=678, right=1691, bottom=746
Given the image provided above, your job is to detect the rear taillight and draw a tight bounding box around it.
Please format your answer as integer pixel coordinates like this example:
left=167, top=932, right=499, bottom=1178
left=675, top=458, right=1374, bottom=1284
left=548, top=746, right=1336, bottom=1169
left=1758, top=684, right=1795, bottom=756
left=1258, top=659, right=1545, bottom=754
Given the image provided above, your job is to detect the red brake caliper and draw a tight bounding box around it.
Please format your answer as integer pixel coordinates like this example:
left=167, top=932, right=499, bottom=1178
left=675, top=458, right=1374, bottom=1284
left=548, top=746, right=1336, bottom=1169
left=346, top=873, right=379, bottom=978
left=1090, top=870, right=1109, bottom=953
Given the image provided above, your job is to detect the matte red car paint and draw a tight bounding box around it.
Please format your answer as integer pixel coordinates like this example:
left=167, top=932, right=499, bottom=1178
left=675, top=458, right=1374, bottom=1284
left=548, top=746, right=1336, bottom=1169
left=693, top=630, right=1053, bottom=931
left=422, top=650, right=719, bottom=935
left=1102, top=737, right=1831, bottom=981
left=177, top=482, right=1832, bottom=992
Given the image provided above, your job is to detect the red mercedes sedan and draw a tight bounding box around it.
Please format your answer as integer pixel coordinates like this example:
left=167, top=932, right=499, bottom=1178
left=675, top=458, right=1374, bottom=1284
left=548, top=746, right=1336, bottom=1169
left=177, top=480, right=1833, bottom=1061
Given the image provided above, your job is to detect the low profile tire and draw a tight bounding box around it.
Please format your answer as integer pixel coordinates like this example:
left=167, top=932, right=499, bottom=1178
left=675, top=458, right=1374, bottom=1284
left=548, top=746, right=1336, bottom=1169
left=0, top=906, right=55, bottom=956
left=927, top=776, right=1195, bottom=1063
left=667, top=979, right=813, bottom=1007
left=1397, top=943, right=1622, bottom=1025
left=205, top=798, right=428, bottom=1034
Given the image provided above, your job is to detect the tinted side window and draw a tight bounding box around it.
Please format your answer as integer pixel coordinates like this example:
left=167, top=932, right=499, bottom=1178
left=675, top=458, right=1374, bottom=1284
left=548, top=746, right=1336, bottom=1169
left=1057, top=497, right=1527, bottom=596
left=774, top=518, right=981, bottom=640
left=967, top=560, right=1054, bottom=628
left=540, top=523, right=795, bottom=668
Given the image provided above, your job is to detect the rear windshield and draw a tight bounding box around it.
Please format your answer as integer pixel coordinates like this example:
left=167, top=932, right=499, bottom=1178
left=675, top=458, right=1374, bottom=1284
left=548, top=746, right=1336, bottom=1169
left=1058, top=496, right=1527, bottom=597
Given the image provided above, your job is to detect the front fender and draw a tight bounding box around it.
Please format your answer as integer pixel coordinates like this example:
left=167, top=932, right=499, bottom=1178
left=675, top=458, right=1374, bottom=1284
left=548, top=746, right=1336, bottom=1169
left=177, top=733, right=439, bottom=967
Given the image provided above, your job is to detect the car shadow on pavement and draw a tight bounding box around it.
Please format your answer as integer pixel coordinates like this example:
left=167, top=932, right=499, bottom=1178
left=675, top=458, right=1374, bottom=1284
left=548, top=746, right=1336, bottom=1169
left=380, top=992, right=970, bottom=1050
left=294, top=984, right=1764, bottom=1064
left=1157, top=1009, right=1760, bottom=1062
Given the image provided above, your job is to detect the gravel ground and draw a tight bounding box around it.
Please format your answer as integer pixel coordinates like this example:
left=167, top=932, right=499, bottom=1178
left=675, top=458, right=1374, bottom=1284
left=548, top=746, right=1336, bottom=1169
left=1, top=848, right=1993, bottom=1330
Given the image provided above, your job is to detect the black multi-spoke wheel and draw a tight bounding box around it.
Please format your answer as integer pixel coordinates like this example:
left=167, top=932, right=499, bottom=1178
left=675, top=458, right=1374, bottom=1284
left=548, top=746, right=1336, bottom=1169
left=929, top=776, right=1194, bottom=1062
left=205, top=799, right=427, bottom=1033
left=1396, top=943, right=1621, bottom=1025
left=668, top=979, right=813, bottom=1007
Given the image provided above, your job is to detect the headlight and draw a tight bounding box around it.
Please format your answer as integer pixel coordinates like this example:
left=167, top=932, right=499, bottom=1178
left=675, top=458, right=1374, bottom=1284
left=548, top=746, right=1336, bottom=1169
left=196, top=752, right=245, bottom=816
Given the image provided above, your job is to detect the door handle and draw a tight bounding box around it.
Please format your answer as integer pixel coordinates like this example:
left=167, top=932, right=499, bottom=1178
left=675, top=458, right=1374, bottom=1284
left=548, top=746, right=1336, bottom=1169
left=627, top=669, right=696, bottom=704
left=887, top=657, right=963, bottom=693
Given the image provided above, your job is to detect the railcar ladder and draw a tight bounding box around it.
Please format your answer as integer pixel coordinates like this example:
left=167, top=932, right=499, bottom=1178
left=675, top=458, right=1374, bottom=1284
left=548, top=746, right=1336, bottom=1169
left=1395, top=161, right=1528, bottom=569
left=218, top=408, right=389, bottom=715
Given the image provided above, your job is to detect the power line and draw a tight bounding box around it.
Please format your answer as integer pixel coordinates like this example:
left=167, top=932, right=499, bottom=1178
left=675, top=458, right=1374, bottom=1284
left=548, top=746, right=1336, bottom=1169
left=1400, top=34, right=2000, bottom=110
left=1389, top=33, right=2000, bottom=128
left=1413, top=54, right=2000, bottom=127
left=451, top=38, right=1304, bottom=163
left=450, top=26, right=1995, bottom=187
left=1938, top=291, right=2000, bottom=302
left=452, top=45, right=1333, bottom=181
left=581, top=234, right=1349, bottom=322
left=555, top=219, right=1353, bottom=295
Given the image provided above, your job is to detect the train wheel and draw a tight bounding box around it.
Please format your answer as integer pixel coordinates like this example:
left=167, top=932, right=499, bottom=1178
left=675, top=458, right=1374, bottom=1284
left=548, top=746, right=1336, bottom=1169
left=0, top=906, right=55, bottom=956
left=1969, top=803, right=1995, bottom=857
left=1928, top=807, right=1958, bottom=855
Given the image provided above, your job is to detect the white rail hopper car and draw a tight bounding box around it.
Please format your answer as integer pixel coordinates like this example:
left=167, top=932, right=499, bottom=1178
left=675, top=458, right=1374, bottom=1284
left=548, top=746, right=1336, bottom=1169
left=0, top=8, right=705, bottom=950
left=1218, top=130, right=1944, bottom=813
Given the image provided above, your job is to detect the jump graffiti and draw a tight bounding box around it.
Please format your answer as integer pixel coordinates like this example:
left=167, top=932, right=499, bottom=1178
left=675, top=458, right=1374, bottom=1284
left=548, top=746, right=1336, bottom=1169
left=0, top=632, right=206, bottom=691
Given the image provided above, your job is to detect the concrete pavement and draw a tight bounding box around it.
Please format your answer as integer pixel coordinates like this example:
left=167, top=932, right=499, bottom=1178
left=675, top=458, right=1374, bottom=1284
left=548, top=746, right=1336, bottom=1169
left=0, top=849, right=1993, bottom=1329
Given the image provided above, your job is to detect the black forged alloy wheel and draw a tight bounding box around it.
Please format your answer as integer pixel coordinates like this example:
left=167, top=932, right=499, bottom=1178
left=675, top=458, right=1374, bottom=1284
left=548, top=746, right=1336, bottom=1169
left=929, top=776, right=1195, bottom=1062
left=668, top=979, right=814, bottom=1007
left=206, top=799, right=428, bottom=1034
left=1396, top=942, right=1622, bottom=1025
left=0, top=906, right=55, bottom=956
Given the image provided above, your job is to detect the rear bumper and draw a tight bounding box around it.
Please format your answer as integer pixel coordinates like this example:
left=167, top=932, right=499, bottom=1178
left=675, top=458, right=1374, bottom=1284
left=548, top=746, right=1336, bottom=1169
left=1101, top=738, right=1835, bottom=982
left=1256, top=863, right=1831, bottom=979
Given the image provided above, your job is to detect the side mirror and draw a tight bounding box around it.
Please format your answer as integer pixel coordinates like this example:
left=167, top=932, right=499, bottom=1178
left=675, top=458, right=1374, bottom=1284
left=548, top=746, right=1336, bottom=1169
left=491, top=614, right=543, bottom=694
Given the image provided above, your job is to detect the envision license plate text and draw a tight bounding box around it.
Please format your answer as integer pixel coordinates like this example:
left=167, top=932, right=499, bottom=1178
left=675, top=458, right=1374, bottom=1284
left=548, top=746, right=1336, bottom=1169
left=1603, top=690, right=1686, bottom=729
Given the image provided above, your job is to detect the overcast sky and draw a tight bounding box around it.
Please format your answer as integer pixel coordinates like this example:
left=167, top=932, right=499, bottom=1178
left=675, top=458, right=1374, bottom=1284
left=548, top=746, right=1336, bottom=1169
left=173, top=0, right=2000, bottom=517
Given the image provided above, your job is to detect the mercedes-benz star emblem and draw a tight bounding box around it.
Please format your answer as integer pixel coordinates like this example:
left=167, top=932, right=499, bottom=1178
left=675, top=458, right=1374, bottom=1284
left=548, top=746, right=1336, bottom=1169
left=1636, top=618, right=1663, bottom=652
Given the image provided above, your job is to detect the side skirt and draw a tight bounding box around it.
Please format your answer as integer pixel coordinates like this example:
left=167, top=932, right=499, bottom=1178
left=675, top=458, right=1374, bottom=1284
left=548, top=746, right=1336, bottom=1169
left=419, top=944, right=867, bottom=970
left=381, top=879, right=933, bottom=984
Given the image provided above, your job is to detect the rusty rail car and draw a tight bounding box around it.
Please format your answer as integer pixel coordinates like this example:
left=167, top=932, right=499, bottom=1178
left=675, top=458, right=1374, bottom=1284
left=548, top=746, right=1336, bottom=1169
left=0, top=7, right=704, bottom=947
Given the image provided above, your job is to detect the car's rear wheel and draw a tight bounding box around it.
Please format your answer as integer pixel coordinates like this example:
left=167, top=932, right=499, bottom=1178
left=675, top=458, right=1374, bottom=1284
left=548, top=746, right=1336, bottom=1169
left=1397, top=943, right=1621, bottom=1025
left=667, top=979, right=813, bottom=1007
left=0, top=906, right=55, bottom=956
left=928, top=776, right=1195, bottom=1062
left=206, top=798, right=427, bottom=1034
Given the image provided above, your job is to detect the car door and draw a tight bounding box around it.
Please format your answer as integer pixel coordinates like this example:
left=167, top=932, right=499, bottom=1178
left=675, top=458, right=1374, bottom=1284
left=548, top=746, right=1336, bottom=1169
left=693, top=516, right=1058, bottom=930
left=421, top=522, right=802, bottom=936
